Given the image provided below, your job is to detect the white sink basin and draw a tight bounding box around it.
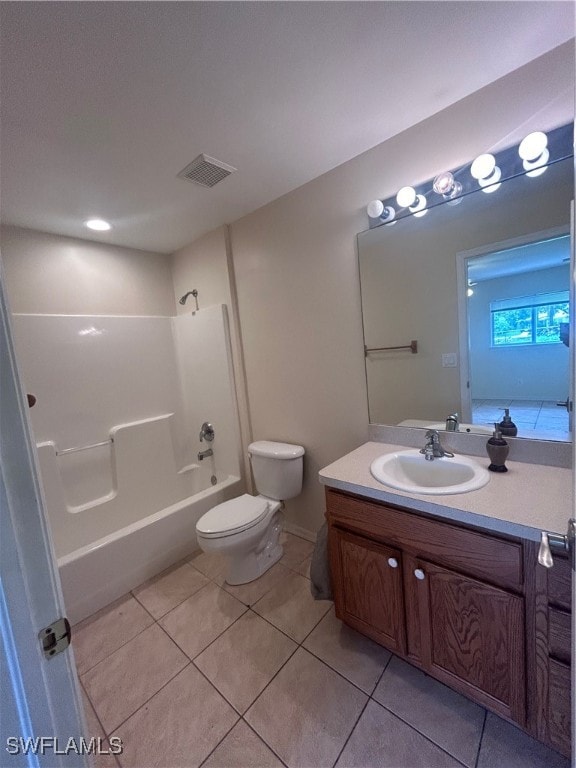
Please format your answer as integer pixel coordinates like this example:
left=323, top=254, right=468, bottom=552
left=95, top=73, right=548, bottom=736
left=370, top=449, right=490, bottom=495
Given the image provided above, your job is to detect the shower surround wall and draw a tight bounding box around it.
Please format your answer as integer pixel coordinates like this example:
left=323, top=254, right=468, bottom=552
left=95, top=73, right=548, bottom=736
left=11, top=305, right=242, bottom=622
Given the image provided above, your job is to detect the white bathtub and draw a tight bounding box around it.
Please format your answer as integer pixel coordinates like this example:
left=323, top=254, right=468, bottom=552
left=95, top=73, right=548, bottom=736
left=60, top=474, right=242, bottom=624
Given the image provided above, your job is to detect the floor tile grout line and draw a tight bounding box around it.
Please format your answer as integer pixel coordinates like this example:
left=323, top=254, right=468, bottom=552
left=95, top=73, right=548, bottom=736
left=234, top=632, right=301, bottom=719
left=186, top=610, right=299, bottom=716
left=330, top=694, right=372, bottom=767
left=370, top=649, right=393, bottom=694
left=155, top=602, right=248, bottom=666
left=380, top=699, right=473, bottom=767
left=79, top=674, right=121, bottom=767
left=372, top=697, right=479, bottom=768
left=130, top=571, right=210, bottom=621
left=301, top=643, right=388, bottom=699
left=195, top=714, right=243, bottom=768
left=473, top=709, right=488, bottom=768
left=250, top=602, right=332, bottom=646
left=103, top=659, right=193, bottom=738
left=76, top=615, right=155, bottom=678
left=221, top=564, right=296, bottom=607
left=239, top=718, right=290, bottom=768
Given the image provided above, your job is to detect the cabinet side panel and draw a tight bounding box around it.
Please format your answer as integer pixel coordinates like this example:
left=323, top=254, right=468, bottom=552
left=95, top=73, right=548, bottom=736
left=548, top=658, right=571, bottom=756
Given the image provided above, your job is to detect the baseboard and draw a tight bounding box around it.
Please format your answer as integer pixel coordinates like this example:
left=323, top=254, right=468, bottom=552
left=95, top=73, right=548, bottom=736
left=283, top=520, right=317, bottom=543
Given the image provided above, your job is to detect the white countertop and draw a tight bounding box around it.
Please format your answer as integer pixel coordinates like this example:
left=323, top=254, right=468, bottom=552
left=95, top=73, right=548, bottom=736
left=319, top=441, right=573, bottom=542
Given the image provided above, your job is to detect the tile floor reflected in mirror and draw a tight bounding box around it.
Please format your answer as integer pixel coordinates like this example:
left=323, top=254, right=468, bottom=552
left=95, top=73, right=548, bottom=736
left=75, top=532, right=568, bottom=768
left=472, top=399, right=569, bottom=442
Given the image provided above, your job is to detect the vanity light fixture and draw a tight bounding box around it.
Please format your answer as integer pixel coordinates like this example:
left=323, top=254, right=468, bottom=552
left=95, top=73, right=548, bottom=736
left=85, top=218, right=111, bottom=231
left=365, top=123, right=572, bottom=230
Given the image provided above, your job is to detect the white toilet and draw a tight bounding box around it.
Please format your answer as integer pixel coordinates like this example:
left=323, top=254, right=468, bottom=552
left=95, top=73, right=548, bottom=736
left=195, top=440, right=305, bottom=585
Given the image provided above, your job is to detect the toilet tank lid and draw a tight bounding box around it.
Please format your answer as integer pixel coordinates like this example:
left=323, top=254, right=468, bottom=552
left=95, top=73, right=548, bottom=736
left=248, top=440, right=305, bottom=459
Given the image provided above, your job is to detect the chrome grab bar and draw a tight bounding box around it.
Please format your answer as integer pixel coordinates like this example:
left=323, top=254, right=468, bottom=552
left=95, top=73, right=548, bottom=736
left=56, top=439, right=113, bottom=457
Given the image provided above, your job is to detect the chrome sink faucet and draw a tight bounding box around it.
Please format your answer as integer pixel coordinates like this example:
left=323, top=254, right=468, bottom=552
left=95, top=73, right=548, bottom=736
left=445, top=412, right=459, bottom=431
left=420, top=430, right=454, bottom=461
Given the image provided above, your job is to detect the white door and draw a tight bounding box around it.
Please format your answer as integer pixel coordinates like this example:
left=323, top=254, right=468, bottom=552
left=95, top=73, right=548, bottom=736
left=0, top=263, right=89, bottom=768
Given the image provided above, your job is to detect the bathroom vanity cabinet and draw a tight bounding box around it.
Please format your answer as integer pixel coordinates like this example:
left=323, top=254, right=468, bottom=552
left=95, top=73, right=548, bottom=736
left=325, top=487, right=571, bottom=757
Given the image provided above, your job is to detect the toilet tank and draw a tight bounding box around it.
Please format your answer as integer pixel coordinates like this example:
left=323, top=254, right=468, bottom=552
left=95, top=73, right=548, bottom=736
left=248, top=440, right=305, bottom=500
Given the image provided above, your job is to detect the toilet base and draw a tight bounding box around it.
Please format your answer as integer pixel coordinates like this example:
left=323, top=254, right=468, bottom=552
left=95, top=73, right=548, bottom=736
left=224, top=509, right=284, bottom=585
left=225, top=541, right=283, bottom=585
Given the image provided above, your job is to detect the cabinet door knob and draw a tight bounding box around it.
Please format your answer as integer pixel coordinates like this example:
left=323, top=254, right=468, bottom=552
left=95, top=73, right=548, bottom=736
left=414, top=568, right=426, bottom=580
left=387, top=557, right=398, bottom=568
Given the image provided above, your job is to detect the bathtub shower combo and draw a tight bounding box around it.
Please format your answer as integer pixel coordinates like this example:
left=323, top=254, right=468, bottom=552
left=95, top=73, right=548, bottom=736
left=12, top=305, right=243, bottom=623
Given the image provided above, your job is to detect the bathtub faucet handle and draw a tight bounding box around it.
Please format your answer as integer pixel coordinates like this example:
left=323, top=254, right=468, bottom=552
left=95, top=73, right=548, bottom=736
left=199, top=422, right=215, bottom=442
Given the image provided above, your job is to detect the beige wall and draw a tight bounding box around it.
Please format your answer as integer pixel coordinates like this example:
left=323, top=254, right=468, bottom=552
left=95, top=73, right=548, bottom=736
left=172, top=226, right=233, bottom=316
left=1, top=226, right=174, bottom=316
left=229, top=43, right=574, bottom=534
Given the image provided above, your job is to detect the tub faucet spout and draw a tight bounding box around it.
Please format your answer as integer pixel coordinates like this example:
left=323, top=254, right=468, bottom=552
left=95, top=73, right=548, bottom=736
left=198, top=448, right=213, bottom=461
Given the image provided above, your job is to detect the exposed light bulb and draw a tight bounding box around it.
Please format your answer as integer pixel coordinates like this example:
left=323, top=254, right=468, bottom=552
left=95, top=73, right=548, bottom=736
left=518, top=131, right=547, bottom=161
left=478, top=165, right=501, bottom=193
left=433, top=172, right=455, bottom=196
left=446, top=181, right=463, bottom=205
left=470, top=153, right=496, bottom=180
left=366, top=200, right=396, bottom=222
left=396, top=186, right=417, bottom=208
left=467, top=287, right=474, bottom=297
left=525, top=163, right=548, bottom=178
left=523, top=147, right=550, bottom=176
left=366, top=200, right=384, bottom=218
left=85, top=219, right=111, bottom=231
left=410, top=195, right=427, bottom=216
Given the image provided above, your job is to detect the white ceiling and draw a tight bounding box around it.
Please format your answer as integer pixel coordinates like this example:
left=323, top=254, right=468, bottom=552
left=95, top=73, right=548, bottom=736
left=1, top=2, right=574, bottom=254
left=468, top=234, right=571, bottom=283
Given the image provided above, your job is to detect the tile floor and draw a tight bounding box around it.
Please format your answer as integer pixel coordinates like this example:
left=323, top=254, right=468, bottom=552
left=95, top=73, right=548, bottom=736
left=472, top=399, right=570, bottom=441
left=75, top=532, right=569, bottom=768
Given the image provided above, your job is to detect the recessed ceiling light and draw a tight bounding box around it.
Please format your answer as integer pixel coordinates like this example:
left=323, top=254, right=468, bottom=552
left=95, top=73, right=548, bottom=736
left=85, top=219, right=111, bottom=231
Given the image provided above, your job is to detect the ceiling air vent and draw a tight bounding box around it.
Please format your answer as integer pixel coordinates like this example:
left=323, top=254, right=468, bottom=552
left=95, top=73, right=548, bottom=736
left=177, top=154, right=237, bottom=188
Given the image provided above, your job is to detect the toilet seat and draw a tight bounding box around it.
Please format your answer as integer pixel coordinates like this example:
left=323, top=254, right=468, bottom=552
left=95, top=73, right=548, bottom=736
left=196, top=494, right=270, bottom=538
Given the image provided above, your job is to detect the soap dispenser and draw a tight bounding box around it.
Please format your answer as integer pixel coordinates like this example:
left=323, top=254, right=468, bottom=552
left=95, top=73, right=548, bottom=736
left=497, top=408, right=518, bottom=437
left=486, top=424, right=509, bottom=473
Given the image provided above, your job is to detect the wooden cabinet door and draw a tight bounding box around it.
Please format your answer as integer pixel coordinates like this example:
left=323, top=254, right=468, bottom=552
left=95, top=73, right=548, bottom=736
left=415, top=559, right=526, bottom=725
left=329, top=527, right=406, bottom=654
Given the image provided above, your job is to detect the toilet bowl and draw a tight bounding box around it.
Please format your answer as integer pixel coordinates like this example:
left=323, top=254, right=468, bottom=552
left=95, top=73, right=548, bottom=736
left=195, top=440, right=304, bottom=585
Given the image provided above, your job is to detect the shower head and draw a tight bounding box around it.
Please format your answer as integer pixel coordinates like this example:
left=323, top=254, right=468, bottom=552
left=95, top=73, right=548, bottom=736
left=179, top=289, right=198, bottom=306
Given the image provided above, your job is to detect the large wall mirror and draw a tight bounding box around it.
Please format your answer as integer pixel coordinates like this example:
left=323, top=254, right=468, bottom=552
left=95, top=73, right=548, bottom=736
left=358, top=147, right=574, bottom=442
